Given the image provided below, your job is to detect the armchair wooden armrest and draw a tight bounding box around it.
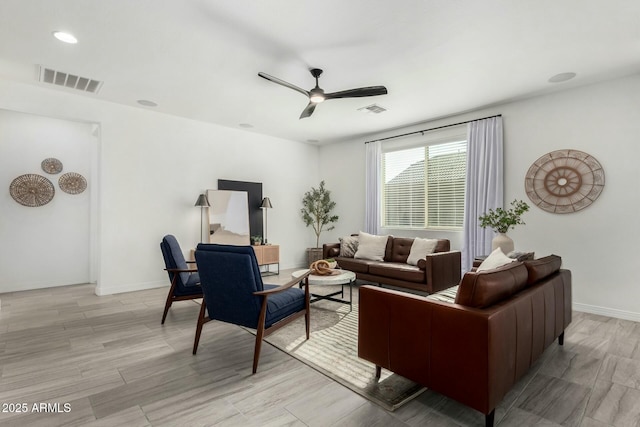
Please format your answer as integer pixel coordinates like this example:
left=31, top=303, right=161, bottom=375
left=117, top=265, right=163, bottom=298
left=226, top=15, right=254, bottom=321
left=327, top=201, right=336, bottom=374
left=164, top=267, right=198, bottom=274
left=254, top=270, right=311, bottom=296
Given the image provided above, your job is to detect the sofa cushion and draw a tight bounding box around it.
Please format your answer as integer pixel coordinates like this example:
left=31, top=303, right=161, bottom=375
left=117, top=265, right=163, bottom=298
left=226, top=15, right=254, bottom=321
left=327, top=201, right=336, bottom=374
left=407, top=238, right=438, bottom=266
left=335, top=257, right=376, bottom=274
left=434, top=239, right=450, bottom=253
left=455, top=262, right=528, bottom=308
left=477, top=247, right=516, bottom=272
left=386, top=237, right=414, bottom=263
left=524, top=255, right=562, bottom=285
left=355, top=232, right=389, bottom=261
left=368, top=262, right=425, bottom=283
left=339, top=235, right=359, bottom=258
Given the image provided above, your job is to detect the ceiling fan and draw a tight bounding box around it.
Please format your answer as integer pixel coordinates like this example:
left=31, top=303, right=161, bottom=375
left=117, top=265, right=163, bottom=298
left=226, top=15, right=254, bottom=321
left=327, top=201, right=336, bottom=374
left=258, top=68, right=388, bottom=119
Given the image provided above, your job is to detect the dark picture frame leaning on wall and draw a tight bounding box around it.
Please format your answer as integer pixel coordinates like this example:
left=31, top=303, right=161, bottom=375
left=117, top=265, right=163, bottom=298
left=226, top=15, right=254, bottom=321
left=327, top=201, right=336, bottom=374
left=218, top=179, right=263, bottom=241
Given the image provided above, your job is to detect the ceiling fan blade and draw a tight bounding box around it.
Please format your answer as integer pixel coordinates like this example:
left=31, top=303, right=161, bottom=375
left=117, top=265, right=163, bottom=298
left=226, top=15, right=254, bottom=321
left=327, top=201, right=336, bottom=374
left=258, top=72, right=310, bottom=97
left=299, top=102, right=317, bottom=119
left=324, top=86, right=388, bottom=100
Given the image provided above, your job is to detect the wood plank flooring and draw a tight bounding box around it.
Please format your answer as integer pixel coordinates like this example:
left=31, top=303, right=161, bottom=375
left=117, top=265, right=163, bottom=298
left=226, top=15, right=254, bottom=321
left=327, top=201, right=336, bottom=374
left=1, top=271, right=639, bottom=426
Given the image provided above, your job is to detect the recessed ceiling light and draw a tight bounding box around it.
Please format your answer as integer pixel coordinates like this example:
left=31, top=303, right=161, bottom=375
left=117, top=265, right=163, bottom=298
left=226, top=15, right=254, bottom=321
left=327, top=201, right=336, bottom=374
left=137, top=100, right=157, bottom=107
left=52, top=31, right=78, bottom=44
left=548, top=72, right=576, bottom=83
left=239, top=123, right=253, bottom=128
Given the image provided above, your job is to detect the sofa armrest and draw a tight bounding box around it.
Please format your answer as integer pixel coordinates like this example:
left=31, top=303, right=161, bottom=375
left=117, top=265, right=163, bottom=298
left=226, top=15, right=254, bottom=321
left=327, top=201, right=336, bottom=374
left=358, top=285, right=509, bottom=416
left=323, top=243, right=340, bottom=259
left=424, top=251, right=462, bottom=293
left=358, top=285, right=493, bottom=412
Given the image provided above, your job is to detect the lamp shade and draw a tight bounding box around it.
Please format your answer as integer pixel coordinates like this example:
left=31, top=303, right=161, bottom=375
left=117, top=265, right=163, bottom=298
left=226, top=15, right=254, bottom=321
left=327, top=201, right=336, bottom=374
left=260, top=197, right=272, bottom=209
left=194, top=193, right=210, bottom=207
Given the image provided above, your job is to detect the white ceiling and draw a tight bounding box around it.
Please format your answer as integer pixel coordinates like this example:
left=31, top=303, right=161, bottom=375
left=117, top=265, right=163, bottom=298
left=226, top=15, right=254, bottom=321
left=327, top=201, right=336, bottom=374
left=1, top=0, right=639, bottom=144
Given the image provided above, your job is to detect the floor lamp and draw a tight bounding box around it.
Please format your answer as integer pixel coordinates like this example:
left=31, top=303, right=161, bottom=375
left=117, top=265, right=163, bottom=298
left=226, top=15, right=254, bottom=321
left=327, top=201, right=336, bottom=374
left=194, top=193, right=210, bottom=243
left=260, top=197, right=272, bottom=244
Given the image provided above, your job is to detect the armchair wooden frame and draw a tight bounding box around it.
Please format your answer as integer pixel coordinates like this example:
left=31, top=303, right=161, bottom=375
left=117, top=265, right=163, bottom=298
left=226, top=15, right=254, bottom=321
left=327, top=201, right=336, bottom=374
left=193, top=270, right=312, bottom=374
left=161, top=261, right=201, bottom=324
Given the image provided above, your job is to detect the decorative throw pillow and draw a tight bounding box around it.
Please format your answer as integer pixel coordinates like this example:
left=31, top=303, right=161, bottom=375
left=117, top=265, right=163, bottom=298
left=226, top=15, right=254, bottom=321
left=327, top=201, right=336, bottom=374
left=339, top=235, right=359, bottom=258
left=477, top=247, right=516, bottom=272
left=354, top=232, right=388, bottom=261
left=507, top=251, right=535, bottom=261
left=406, top=238, right=438, bottom=266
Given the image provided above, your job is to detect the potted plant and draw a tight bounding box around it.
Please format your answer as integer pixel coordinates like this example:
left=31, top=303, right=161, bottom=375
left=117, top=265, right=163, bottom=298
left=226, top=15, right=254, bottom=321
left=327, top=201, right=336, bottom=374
left=478, top=199, right=530, bottom=254
left=301, top=181, right=339, bottom=265
left=251, top=235, right=262, bottom=245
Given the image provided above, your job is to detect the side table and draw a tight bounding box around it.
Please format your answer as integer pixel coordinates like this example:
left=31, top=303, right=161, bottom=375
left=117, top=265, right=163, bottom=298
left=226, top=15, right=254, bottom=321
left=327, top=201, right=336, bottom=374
left=253, top=244, right=280, bottom=275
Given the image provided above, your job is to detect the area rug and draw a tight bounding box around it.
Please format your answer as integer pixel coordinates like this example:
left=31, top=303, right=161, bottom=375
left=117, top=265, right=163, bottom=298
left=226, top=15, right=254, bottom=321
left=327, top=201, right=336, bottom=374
left=262, top=303, right=426, bottom=411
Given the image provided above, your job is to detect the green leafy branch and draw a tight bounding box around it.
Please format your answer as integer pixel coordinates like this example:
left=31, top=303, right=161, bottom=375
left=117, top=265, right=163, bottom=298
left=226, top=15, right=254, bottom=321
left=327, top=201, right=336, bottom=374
left=479, top=199, right=530, bottom=234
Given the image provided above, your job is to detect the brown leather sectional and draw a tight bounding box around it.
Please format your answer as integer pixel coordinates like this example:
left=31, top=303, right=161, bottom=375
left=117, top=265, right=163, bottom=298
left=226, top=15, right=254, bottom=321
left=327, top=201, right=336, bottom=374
left=323, top=236, right=461, bottom=294
left=358, top=255, right=571, bottom=427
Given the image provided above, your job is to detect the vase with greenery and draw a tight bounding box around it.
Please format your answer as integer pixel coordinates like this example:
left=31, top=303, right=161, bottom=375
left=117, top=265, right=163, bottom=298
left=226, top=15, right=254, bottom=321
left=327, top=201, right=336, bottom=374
left=478, top=199, right=530, bottom=253
left=301, top=181, right=339, bottom=264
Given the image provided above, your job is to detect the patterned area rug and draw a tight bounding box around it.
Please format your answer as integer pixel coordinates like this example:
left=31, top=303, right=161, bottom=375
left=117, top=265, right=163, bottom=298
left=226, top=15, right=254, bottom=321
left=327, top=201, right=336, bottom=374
left=263, top=303, right=426, bottom=411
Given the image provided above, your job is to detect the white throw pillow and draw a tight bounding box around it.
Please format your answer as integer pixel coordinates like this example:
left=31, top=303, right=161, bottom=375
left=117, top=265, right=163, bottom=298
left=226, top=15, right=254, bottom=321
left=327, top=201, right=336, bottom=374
left=354, top=232, right=388, bottom=261
left=406, top=238, right=438, bottom=266
left=476, top=247, right=516, bottom=272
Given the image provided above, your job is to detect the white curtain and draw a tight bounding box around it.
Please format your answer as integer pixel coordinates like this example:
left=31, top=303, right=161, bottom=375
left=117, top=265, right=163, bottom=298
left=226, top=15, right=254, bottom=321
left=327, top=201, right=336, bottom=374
left=462, top=117, right=503, bottom=271
left=365, top=140, right=381, bottom=235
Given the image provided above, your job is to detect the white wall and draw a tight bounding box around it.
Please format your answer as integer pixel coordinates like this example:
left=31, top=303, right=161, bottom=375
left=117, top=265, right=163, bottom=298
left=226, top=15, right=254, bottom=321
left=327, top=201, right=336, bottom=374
left=0, top=110, right=94, bottom=291
left=0, top=80, right=320, bottom=295
left=319, top=74, right=640, bottom=321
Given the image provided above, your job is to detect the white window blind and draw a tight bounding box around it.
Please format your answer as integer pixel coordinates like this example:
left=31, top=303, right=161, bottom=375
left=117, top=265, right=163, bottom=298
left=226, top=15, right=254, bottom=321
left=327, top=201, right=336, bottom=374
left=382, top=139, right=467, bottom=229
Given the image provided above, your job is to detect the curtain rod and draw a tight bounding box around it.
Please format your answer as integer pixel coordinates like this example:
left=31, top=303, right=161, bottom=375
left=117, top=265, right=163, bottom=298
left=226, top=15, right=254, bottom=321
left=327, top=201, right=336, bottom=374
left=364, top=114, right=502, bottom=144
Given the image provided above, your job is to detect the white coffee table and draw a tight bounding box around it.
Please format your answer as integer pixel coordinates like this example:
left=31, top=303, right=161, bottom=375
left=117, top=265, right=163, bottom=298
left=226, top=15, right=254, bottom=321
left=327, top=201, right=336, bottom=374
left=291, top=269, right=356, bottom=309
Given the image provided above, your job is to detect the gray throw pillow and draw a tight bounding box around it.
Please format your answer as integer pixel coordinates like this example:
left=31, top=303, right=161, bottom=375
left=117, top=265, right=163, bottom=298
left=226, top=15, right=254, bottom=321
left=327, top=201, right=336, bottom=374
left=339, top=235, right=359, bottom=258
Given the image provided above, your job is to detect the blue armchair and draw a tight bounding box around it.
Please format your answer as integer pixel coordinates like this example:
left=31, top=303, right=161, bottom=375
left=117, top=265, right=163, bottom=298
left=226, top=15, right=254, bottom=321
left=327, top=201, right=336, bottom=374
left=193, top=244, right=311, bottom=373
left=160, top=235, right=203, bottom=324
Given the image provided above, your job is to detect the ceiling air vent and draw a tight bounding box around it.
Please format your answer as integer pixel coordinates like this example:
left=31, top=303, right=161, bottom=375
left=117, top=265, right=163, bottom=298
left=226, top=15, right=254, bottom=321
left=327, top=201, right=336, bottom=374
left=358, top=103, right=387, bottom=114
left=38, top=66, right=103, bottom=93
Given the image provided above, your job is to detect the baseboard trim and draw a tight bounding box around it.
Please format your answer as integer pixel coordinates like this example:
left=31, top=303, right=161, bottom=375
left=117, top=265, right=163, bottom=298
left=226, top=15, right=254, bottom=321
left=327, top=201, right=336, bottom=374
left=95, top=280, right=166, bottom=296
left=573, top=302, right=640, bottom=322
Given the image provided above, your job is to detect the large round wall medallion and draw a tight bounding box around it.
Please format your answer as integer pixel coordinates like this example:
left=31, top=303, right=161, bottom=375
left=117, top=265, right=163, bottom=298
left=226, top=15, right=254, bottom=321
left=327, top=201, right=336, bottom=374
left=58, top=172, right=87, bottom=194
left=41, top=158, right=63, bottom=174
left=9, top=174, right=55, bottom=207
left=525, top=149, right=604, bottom=214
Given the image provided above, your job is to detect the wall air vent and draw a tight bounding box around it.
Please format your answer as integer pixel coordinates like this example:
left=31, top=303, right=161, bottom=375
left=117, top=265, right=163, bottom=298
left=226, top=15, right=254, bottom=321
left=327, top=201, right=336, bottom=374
left=358, top=103, right=387, bottom=114
left=38, top=66, right=103, bottom=93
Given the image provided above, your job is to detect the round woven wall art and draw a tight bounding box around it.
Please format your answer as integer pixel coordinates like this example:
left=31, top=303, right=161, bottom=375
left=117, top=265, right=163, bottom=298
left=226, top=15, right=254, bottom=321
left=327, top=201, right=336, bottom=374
left=41, top=158, right=63, bottom=174
left=9, top=174, right=55, bottom=207
left=58, top=172, right=87, bottom=194
left=525, top=149, right=604, bottom=214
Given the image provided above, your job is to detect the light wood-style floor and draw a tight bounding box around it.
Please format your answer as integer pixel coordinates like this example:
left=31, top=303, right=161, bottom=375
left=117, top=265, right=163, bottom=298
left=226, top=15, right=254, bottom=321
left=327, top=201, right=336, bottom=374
left=1, top=271, right=639, bottom=426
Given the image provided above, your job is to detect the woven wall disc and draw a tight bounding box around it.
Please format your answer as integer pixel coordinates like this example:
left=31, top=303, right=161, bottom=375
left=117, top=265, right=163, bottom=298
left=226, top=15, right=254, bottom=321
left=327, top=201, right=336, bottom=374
left=9, top=174, right=55, bottom=207
left=525, top=149, right=604, bottom=214
left=59, top=172, right=87, bottom=194
left=41, top=158, right=63, bottom=174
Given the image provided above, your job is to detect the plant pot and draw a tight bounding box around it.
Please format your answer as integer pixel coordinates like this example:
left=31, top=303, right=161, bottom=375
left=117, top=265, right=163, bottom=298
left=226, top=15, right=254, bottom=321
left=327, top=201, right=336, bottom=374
left=492, top=233, right=514, bottom=254
left=306, top=248, right=323, bottom=266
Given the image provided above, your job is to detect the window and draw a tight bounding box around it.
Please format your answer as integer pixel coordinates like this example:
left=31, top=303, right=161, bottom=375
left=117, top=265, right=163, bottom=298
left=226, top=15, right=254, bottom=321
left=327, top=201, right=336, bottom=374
left=382, top=139, right=467, bottom=229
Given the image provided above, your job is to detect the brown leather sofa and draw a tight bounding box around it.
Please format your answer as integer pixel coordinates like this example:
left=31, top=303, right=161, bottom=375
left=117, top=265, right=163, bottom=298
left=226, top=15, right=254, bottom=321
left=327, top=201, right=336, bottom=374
left=358, top=255, right=571, bottom=427
left=323, top=237, right=461, bottom=294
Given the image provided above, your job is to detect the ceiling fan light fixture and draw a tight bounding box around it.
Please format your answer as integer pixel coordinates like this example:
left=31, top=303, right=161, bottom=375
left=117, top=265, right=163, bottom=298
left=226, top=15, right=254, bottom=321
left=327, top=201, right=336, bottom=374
left=309, top=88, right=325, bottom=103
